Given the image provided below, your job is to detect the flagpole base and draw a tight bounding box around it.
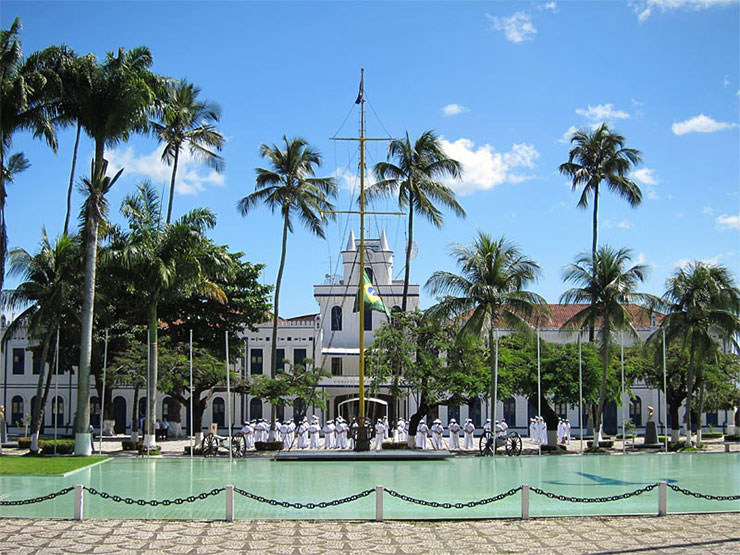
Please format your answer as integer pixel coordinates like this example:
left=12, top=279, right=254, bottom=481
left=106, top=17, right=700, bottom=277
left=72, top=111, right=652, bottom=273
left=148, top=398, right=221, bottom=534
left=354, top=424, right=371, bottom=452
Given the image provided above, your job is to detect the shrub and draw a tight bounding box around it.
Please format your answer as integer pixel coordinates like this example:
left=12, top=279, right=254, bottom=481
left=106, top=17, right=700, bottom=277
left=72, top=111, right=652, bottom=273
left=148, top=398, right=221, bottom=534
left=702, top=432, right=723, bottom=439
left=584, top=446, right=608, bottom=454
left=725, top=434, right=740, bottom=442
left=39, top=440, right=75, bottom=455
left=587, top=440, right=614, bottom=448
left=615, top=433, right=636, bottom=440
left=138, top=444, right=161, bottom=455
left=17, top=437, right=32, bottom=449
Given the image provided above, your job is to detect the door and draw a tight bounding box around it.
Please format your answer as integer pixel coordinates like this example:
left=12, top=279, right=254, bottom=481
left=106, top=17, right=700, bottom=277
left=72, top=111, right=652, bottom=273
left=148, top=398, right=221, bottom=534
left=112, top=397, right=127, bottom=434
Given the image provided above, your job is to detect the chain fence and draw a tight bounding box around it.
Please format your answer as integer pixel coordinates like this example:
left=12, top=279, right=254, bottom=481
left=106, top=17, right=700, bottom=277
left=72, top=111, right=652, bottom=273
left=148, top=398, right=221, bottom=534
left=84, top=486, right=224, bottom=506
left=667, top=483, right=740, bottom=502
left=529, top=483, right=658, bottom=503
left=384, top=487, right=521, bottom=509
left=233, top=487, right=373, bottom=509
left=0, top=486, right=74, bottom=506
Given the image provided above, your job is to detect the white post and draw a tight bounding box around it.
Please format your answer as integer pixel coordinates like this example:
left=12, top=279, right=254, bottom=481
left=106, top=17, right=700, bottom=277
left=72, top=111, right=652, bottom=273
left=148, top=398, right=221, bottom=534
left=578, top=333, right=584, bottom=454
left=189, top=330, right=193, bottom=459
left=521, top=484, right=530, bottom=519
left=621, top=331, right=625, bottom=454
left=226, top=485, right=234, bottom=521
left=53, top=327, right=60, bottom=455
left=74, top=484, right=84, bottom=520
left=662, top=328, right=668, bottom=453
left=375, top=485, right=384, bottom=521
left=658, top=481, right=667, bottom=516
left=537, top=329, right=541, bottom=455
left=226, top=331, right=232, bottom=461
left=99, top=329, right=108, bottom=454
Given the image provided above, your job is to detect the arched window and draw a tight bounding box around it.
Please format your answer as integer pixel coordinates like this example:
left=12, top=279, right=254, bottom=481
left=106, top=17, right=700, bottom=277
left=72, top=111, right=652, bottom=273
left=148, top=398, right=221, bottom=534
left=212, top=397, right=225, bottom=427
left=503, top=398, right=516, bottom=426
left=447, top=403, right=460, bottom=425
left=162, top=397, right=173, bottom=421
left=331, top=306, right=342, bottom=331
left=139, top=397, right=148, bottom=419
left=51, top=396, right=64, bottom=427
left=90, top=396, right=101, bottom=427
left=250, top=398, right=263, bottom=420
left=468, top=398, right=482, bottom=427
left=629, top=396, right=642, bottom=427
left=11, top=395, right=23, bottom=426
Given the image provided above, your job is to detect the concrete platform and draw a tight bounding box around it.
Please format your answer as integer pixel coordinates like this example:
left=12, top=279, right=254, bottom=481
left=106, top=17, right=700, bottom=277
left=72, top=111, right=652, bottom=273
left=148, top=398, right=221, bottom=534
left=274, top=449, right=455, bottom=461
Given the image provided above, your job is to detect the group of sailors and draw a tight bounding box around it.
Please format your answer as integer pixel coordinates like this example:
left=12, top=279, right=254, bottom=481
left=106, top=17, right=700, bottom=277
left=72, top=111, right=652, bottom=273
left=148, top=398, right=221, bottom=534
left=527, top=416, right=572, bottom=445
left=557, top=418, right=572, bottom=445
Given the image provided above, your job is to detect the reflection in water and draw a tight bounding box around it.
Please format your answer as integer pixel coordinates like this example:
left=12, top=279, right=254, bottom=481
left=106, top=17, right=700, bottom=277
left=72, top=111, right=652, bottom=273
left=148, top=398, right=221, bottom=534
left=544, top=471, right=678, bottom=487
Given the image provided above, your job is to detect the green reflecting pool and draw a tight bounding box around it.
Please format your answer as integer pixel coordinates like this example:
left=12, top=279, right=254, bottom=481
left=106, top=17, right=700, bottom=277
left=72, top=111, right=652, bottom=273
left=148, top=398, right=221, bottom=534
left=1, top=453, right=738, bottom=519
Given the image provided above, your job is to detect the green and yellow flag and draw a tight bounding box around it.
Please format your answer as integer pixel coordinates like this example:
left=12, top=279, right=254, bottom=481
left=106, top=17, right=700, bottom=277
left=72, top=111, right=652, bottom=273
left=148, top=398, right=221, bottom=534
left=353, top=270, right=390, bottom=317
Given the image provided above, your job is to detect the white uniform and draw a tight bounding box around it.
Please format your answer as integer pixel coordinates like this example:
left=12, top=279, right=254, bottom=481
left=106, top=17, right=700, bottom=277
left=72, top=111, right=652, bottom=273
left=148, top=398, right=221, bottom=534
left=565, top=420, right=572, bottom=444
left=374, top=420, right=385, bottom=450
left=279, top=422, right=290, bottom=449
left=337, top=420, right=348, bottom=449
left=418, top=422, right=429, bottom=450
left=448, top=420, right=461, bottom=450
left=287, top=421, right=296, bottom=446
left=529, top=419, right=537, bottom=443
left=308, top=422, right=320, bottom=449
left=257, top=421, right=268, bottom=443
left=495, top=421, right=505, bottom=438
left=463, top=420, right=475, bottom=450
left=538, top=418, right=548, bottom=445
left=296, top=422, right=306, bottom=449
left=322, top=422, right=335, bottom=449
left=431, top=421, right=443, bottom=450
left=383, top=417, right=389, bottom=440
left=241, top=423, right=254, bottom=449
left=483, top=419, right=492, bottom=435
left=395, top=420, right=405, bottom=442
left=557, top=420, right=565, bottom=444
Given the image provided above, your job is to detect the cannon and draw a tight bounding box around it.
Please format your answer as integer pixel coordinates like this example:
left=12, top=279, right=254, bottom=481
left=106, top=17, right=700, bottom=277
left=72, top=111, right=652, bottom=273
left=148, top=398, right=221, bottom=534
left=202, top=432, right=247, bottom=458
left=479, top=430, right=522, bottom=456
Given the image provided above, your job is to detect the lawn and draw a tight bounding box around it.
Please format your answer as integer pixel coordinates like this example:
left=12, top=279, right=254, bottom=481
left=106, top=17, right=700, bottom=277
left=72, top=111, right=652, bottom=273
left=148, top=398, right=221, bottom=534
left=0, top=456, right=109, bottom=475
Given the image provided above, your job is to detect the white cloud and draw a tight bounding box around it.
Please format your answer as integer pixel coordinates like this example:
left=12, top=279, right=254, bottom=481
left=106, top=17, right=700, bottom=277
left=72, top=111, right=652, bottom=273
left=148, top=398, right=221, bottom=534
left=558, top=125, right=579, bottom=143
left=333, top=167, right=357, bottom=192
left=723, top=75, right=730, bottom=87
left=106, top=145, right=225, bottom=196
left=671, top=114, right=739, bottom=135
left=603, top=219, right=634, bottom=230
left=576, top=103, right=630, bottom=121
left=442, top=104, right=469, bottom=117
left=636, top=252, right=647, bottom=265
left=716, top=214, right=740, bottom=230
left=439, top=137, right=539, bottom=195
left=617, top=220, right=634, bottom=229
left=702, top=206, right=714, bottom=215
left=674, top=253, right=723, bottom=268
left=486, top=12, right=537, bottom=43
left=632, top=0, right=738, bottom=22
left=630, top=168, right=658, bottom=186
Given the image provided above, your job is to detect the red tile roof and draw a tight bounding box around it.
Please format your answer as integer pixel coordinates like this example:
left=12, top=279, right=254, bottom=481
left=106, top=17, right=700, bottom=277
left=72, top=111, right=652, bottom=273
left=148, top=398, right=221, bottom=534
left=462, top=304, right=663, bottom=329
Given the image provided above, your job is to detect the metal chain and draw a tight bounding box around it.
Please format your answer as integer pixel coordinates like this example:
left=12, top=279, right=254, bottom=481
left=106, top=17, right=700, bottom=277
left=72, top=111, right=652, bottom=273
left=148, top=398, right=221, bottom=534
left=233, top=487, right=374, bottom=509
left=0, top=486, right=75, bottom=506
left=667, top=483, right=740, bottom=501
left=84, top=487, right=224, bottom=506
left=384, top=487, right=522, bottom=509
left=529, top=483, right=658, bottom=503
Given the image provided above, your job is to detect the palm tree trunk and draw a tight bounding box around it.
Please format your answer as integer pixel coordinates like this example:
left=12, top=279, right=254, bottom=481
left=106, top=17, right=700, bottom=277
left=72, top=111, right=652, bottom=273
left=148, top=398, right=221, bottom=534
left=145, top=299, right=159, bottom=449
left=30, top=333, right=52, bottom=453
left=36, top=333, right=58, bottom=449
left=268, top=212, right=290, bottom=439
left=489, top=323, right=495, bottom=422
left=594, top=326, right=610, bottom=448
left=685, top=346, right=695, bottom=447
left=63, top=121, right=81, bottom=236
left=131, top=382, right=139, bottom=441
left=589, top=183, right=599, bottom=343
left=401, top=203, right=414, bottom=312
left=697, top=377, right=705, bottom=446
left=0, top=146, right=5, bottom=295
left=165, top=147, right=180, bottom=225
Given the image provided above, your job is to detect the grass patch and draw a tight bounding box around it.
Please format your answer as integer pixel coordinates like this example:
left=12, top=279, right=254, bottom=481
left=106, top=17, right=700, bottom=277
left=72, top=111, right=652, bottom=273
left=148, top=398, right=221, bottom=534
left=0, top=455, right=109, bottom=475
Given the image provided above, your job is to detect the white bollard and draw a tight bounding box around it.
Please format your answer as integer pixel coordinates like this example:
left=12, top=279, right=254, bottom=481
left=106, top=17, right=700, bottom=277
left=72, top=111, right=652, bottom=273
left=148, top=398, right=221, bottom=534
left=375, top=485, right=384, bottom=521
left=74, top=484, right=84, bottom=520
left=658, top=481, right=667, bottom=516
left=226, top=485, right=234, bottom=522
left=521, top=484, right=530, bottom=519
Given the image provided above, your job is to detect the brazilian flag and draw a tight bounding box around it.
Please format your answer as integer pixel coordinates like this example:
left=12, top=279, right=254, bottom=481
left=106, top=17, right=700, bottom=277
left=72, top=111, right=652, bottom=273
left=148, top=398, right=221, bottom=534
left=353, top=270, right=390, bottom=317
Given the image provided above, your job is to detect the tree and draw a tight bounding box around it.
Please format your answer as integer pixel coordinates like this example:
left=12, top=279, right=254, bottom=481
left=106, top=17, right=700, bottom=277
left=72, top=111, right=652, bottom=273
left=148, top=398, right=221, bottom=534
left=560, top=246, right=652, bottom=447
left=1, top=18, right=59, bottom=293
left=151, top=79, right=225, bottom=224
left=425, top=232, right=550, bottom=428
left=657, top=262, right=740, bottom=446
left=237, top=136, right=336, bottom=399
left=369, top=130, right=464, bottom=312
left=114, top=181, right=229, bottom=449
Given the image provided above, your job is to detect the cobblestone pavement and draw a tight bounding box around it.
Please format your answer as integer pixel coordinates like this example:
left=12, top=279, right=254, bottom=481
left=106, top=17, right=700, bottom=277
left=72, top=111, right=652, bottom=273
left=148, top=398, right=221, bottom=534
left=1, top=514, right=739, bottom=554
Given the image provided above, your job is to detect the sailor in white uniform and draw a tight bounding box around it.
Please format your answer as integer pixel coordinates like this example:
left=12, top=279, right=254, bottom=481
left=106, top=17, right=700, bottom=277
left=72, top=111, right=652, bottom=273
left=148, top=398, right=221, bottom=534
left=348, top=418, right=357, bottom=450
left=430, top=419, right=443, bottom=450
left=287, top=419, right=296, bottom=446
left=529, top=418, right=537, bottom=444
left=417, top=419, right=429, bottom=450
left=373, top=419, right=385, bottom=450
left=463, top=418, right=475, bottom=450
left=538, top=416, right=548, bottom=446
left=557, top=419, right=565, bottom=444
left=483, top=418, right=492, bottom=436
left=308, top=418, right=320, bottom=449
left=382, top=416, right=389, bottom=440
left=322, top=420, right=334, bottom=449
left=495, top=420, right=505, bottom=438
left=565, top=419, right=572, bottom=444
left=296, top=419, right=306, bottom=449
left=448, top=419, right=461, bottom=450
left=337, top=417, right=348, bottom=449
left=241, top=421, right=254, bottom=450
left=396, top=419, right=406, bottom=443
left=500, top=419, right=508, bottom=437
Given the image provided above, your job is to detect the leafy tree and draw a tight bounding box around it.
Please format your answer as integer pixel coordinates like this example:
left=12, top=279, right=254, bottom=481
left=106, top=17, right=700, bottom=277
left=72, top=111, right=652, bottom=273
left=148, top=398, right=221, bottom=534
left=151, top=79, right=225, bottom=224
left=369, top=130, right=464, bottom=312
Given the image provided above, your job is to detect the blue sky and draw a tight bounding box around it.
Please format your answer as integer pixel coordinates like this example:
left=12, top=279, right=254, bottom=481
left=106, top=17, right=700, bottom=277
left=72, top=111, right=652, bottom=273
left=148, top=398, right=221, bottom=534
left=3, top=0, right=739, bottom=319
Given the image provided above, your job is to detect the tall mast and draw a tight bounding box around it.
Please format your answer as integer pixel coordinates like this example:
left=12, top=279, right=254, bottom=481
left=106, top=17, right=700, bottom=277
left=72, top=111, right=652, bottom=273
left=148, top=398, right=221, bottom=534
left=358, top=68, right=367, bottom=424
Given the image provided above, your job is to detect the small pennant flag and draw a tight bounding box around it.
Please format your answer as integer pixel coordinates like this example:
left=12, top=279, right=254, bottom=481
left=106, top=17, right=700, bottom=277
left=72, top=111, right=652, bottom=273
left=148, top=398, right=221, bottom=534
left=353, top=270, right=390, bottom=317
left=355, top=71, right=364, bottom=104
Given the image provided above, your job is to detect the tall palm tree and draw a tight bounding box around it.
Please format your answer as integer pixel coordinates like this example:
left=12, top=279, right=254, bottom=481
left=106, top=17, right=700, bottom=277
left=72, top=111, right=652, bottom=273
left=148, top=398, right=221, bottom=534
left=151, top=79, right=225, bottom=224
left=560, top=246, right=652, bottom=447
left=558, top=124, right=642, bottom=269
left=426, top=232, right=550, bottom=441
left=1, top=17, right=58, bottom=293
left=369, top=130, right=464, bottom=312
left=116, top=181, right=228, bottom=449
left=6, top=231, right=79, bottom=452
left=658, top=262, right=740, bottom=447
left=237, top=136, right=337, bottom=387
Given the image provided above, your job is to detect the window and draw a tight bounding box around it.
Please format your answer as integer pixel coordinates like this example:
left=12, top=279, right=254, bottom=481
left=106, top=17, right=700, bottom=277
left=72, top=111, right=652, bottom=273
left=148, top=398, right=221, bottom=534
left=294, top=349, right=307, bottom=368
left=331, top=357, right=342, bottom=376
left=11, top=396, right=23, bottom=426
left=250, top=348, right=263, bottom=375
left=276, top=349, right=285, bottom=373
left=90, top=397, right=101, bottom=428
left=12, top=348, right=25, bottom=374
left=706, top=411, right=718, bottom=427
left=249, top=398, right=263, bottom=420
left=468, top=398, right=482, bottom=427
left=331, top=306, right=342, bottom=331
left=554, top=402, right=568, bottom=419
left=139, top=397, right=148, bottom=419
left=32, top=351, right=42, bottom=375
left=503, top=398, right=516, bottom=426
left=448, top=403, right=460, bottom=424
left=276, top=402, right=285, bottom=422
left=630, top=396, right=642, bottom=427
left=51, top=396, right=64, bottom=427
left=212, top=397, right=225, bottom=427
left=364, top=307, right=372, bottom=331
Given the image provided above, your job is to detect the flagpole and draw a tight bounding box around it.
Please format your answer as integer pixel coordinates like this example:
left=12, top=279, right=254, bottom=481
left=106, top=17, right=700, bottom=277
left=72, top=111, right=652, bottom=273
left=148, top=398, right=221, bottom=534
left=146, top=332, right=150, bottom=457
left=189, top=329, right=193, bottom=459
left=578, top=332, right=584, bottom=454
left=621, top=331, right=625, bottom=454
left=537, top=328, right=541, bottom=456
left=225, top=331, right=232, bottom=461
left=99, top=329, right=108, bottom=454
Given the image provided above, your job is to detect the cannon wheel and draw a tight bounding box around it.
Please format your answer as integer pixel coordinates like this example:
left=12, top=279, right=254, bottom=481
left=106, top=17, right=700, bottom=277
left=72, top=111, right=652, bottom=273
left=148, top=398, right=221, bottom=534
left=479, top=430, right=494, bottom=456
left=202, top=433, right=219, bottom=457
left=505, top=432, right=522, bottom=456
left=231, top=433, right=246, bottom=458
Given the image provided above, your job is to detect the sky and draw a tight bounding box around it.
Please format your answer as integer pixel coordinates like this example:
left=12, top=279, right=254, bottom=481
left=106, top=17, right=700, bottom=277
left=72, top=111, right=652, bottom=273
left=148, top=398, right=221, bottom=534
left=2, top=0, right=739, bottom=319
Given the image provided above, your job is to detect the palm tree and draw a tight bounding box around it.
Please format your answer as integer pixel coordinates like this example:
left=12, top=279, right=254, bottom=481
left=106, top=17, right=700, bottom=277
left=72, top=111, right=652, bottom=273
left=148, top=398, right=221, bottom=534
left=116, top=181, right=228, bottom=449
left=559, top=124, right=642, bottom=269
left=560, top=246, right=652, bottom=447
left=237, top=136, right=337, bottom=387
left=151, top=79, right=225, bottom=224
left=658, top=262, right=740, bottom=447
left=369, top=130, right=464, bottom=312
left=1, top=17, right=59, bottom=293
left=6, top=231, right=79, bottom=452
left=426, top=232, right=550, bottom=444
